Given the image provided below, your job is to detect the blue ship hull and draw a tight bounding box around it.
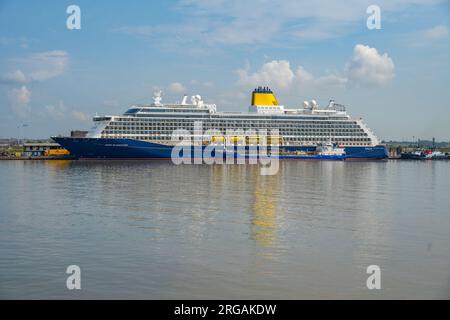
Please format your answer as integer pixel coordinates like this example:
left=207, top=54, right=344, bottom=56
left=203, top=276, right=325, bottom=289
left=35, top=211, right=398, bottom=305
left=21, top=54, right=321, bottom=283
left=52, top=137, right=388, bottom=160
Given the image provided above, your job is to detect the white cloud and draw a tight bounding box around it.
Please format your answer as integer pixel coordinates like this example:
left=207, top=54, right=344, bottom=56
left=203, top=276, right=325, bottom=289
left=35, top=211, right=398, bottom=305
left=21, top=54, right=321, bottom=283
left=45, top=101, right=90, bottom=122
left=11, top=85, right=31, bottom=105
left=0, top=70, right=27, bottom=84
left=237, top=44, right=394, bottom=91
left=294, top=67, right=347, bottom=88
left=237, top=60, right=294, bottom=90
left=167, top=82, right=187, bottom=93
left=422, top=25, right=450, bottom=40
left=209, top=18, right=280, bottom=45
left=115, top=0, right=445, bottom=49
left=8, top=86, right=31, bottom=117
left=1, top=50, right=69, bottom=84
left=238, top=60, right=346, bottom=92
left=315, top=74, right=348, bottom=87
left=45, top=101, right=66, bottom=120
left=24, top=50, right=69, bottom=82
left=72, top=110, right=90, bottom=122
left=295, top=66, right=314, bottom=84
left=0, top=36, right=30, bottom=48
left=346, top=44, right=395, bottom=86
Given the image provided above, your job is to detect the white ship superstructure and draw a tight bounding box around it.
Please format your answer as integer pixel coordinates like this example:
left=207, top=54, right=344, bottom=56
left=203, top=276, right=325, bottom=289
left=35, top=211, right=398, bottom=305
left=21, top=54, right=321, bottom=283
left=88, top=88, right=379, bottom=147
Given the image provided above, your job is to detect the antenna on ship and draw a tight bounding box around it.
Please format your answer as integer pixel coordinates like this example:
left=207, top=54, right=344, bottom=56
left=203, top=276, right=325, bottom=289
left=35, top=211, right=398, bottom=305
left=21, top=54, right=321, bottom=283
left=181, top=94, right=188, bottom=105
left=303, top=101, right=310, bottom=109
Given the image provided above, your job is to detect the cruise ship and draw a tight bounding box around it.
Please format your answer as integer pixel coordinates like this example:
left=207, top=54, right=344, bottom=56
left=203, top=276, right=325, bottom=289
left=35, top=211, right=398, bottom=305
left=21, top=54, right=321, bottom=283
left=52, top=87, right=388, bottom=160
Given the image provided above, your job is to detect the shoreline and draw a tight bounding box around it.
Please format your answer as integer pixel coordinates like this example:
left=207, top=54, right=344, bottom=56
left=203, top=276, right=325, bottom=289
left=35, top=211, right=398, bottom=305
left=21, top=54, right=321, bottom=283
left=0, top=156, right=76, bottom=161
left=1, top=156, right=449, bottom=161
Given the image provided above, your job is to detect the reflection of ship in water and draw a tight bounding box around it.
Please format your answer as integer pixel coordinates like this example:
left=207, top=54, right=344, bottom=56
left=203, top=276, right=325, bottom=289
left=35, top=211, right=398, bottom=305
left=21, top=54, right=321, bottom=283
left=44, top=160, right=72, bottom=169
left=205, top=164, right=281, bottom=248
left=251, top=173, right=280, bottom=247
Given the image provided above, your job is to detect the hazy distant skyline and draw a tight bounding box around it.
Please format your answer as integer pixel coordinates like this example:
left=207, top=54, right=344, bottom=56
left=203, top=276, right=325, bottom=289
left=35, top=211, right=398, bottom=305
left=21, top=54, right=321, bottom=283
left=1, top=0, right=449, bottom=140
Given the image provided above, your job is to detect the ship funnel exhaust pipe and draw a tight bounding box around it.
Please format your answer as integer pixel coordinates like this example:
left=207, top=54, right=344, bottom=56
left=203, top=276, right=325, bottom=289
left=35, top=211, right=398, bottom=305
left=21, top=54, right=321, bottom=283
left=251, top=86, right=279, bottom=106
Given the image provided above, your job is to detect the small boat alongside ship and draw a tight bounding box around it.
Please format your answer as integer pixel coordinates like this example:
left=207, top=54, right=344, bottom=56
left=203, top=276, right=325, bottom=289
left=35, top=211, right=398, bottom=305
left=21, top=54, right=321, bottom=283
left=401, top=149, right=450, bottom=160
left=400, top=151, right=423, bottom=160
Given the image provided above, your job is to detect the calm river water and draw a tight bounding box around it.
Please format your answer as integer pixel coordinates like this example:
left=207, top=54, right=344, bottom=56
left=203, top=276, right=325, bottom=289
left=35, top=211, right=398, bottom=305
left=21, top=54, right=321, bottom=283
left=1, top=160, right=449, bottom=299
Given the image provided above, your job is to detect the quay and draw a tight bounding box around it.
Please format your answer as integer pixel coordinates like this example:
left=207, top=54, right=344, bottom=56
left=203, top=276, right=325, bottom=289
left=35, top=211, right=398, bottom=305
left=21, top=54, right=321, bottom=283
left=387, top=138, right=450, bottom=160
left=0, top=140, right=75, bottom=160
left=1, top=137, right=449, bottom=161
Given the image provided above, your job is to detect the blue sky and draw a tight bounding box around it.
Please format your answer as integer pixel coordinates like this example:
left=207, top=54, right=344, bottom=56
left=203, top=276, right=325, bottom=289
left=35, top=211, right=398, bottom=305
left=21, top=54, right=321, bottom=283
left=0, top=0, right=449, bottom=140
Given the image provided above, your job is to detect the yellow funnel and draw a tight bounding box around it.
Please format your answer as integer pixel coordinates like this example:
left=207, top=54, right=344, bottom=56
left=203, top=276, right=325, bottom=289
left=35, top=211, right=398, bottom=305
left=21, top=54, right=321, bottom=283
left=251, top=86, right=279, bottom=106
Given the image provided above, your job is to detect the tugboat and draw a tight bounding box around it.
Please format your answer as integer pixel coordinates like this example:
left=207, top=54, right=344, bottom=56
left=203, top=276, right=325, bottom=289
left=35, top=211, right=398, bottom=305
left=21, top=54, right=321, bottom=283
left=424, top=150, right=447, bottom=160
left=400, top=150, right=424, bottom=160
left=400, top=149, right=450, bottom=160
